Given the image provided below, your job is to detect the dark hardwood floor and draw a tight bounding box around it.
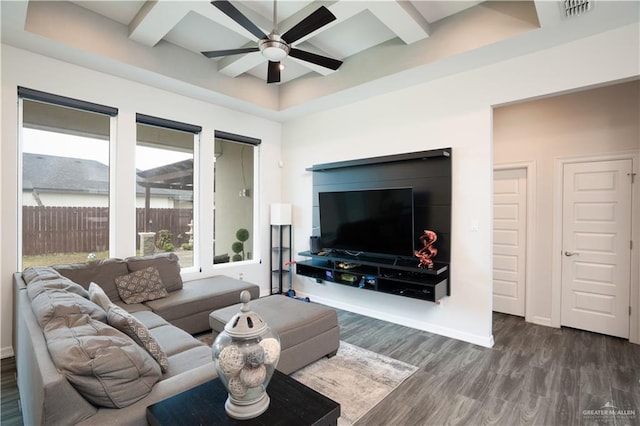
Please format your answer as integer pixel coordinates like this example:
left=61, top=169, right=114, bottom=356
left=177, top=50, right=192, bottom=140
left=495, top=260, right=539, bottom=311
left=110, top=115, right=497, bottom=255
left=2, top=311, right=639, bottom=426
left=339, top=311, right=640, bottom=426
left=1, top=357, right=22, bottom=426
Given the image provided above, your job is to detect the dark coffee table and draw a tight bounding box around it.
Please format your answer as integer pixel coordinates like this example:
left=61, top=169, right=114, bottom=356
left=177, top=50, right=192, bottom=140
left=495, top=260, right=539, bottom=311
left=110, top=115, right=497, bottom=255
left=147, top=369, right=340, bottom=425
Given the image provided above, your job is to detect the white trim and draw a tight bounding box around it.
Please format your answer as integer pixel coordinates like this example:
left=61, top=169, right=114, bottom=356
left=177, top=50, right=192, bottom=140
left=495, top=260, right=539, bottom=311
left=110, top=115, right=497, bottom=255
left=552, top=150, right=640, bottom=343
left=1, top=347, right=15, bottom=359
left=198, top=128, right=215, bottom=275
left=108, top=116, right=117, bottom=258
left=190, top=131, right=201, bottom=272
left=253, top=143, right=262, bottom=266
left=17, top=98, right=24, bottom=271
left=493, top=161, right=537, bottom=325
left=297, top=291, right=496, bottom=348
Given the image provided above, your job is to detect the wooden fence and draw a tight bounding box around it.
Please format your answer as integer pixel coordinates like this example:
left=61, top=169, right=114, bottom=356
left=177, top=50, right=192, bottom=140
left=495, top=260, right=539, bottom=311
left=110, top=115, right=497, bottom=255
left=22, top=206, right=192, bottom=255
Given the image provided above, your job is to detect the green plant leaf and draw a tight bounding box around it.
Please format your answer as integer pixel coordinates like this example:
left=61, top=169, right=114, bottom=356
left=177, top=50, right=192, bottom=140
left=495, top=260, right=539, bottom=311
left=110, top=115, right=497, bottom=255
left=236, top=228, right=249, bottom=242
left=231, top=241, right=244, bottom=254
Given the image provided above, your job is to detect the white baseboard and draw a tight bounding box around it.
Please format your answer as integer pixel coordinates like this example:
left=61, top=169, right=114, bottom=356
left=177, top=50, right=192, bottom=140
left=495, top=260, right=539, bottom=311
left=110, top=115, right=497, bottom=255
left=297, top=292, right=495, bottom=348
left=1, top=346, right=15, bottom=359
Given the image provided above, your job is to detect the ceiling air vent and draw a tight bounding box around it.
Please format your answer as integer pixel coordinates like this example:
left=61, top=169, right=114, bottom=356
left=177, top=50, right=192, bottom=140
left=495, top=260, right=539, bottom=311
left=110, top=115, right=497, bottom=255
left=561, top=0, right=593, bottom=18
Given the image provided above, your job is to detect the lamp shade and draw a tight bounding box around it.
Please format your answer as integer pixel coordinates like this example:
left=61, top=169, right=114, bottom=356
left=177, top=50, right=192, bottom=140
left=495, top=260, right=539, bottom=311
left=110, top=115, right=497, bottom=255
left=270, top=203, right=292, bottom=225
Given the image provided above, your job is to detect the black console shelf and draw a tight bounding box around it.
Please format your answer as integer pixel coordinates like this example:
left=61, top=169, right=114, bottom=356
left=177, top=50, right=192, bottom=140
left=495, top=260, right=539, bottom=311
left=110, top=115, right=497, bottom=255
left=296, top=251, right=449, bottom=303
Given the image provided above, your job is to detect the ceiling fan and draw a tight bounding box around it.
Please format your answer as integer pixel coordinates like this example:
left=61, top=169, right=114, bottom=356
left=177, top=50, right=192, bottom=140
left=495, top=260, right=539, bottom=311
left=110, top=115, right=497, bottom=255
left=202, top=0, right=343, bottom=83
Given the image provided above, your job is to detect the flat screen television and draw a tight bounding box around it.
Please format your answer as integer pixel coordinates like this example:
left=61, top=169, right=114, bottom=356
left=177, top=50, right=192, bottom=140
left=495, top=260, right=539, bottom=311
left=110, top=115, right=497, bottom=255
left=319, top=187, right=414, bottom=258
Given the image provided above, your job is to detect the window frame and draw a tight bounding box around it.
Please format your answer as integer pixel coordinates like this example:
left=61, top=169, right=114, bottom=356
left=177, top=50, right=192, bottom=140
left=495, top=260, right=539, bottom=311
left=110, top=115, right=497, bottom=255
left=135, top=114, right=201, bottom=274
left=17, top=88, right=117, bottom=270
left=209, top=131, right=261, bottom=272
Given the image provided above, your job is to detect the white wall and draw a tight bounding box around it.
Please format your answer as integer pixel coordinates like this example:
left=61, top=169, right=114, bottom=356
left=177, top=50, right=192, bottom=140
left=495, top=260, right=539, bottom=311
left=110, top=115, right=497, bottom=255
left=281, top=23, right=640, bottom=347
left=0, top=45, right=283, bottom=357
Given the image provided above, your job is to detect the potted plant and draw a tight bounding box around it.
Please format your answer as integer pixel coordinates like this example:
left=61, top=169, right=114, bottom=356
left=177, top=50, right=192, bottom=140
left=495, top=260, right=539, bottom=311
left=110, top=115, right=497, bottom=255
left=231, top=228, right=250, bottom=261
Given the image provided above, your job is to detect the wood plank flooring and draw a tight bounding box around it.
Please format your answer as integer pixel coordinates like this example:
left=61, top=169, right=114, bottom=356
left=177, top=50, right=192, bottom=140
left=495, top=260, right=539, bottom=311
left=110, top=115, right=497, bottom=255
left=1, top=357, right=22, bottom=426
left=2, top=311, right=639, bottom=425
left=339, top=311, right=640, bottom=426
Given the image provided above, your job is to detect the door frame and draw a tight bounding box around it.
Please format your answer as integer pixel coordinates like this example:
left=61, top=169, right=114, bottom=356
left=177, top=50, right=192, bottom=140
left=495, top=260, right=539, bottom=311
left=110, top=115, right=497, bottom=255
left=494, top=161, right=537, bottom=324
left=551, top=151, right=639, bottom=343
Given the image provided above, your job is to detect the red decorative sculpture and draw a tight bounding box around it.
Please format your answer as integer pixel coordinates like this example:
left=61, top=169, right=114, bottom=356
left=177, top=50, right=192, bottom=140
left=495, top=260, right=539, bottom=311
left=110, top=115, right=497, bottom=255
left=414, top=230, right=438, bottom=269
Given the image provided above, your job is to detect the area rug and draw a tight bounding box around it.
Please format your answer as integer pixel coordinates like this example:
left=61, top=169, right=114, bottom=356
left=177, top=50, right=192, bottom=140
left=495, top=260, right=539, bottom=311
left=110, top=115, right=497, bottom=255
left=195, top=335, right=417, bottom=425
left=291, top=341, right=418, bottom=426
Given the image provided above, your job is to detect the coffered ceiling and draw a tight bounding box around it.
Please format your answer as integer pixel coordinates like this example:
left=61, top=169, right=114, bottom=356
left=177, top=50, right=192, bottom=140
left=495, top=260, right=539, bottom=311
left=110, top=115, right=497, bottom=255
left=71, top=0, right=483, bottom=83
left=2, top=1, right=638, bottom=120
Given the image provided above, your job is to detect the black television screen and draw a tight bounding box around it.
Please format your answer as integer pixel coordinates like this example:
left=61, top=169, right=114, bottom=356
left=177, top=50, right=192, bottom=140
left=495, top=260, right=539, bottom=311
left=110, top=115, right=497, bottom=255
left=319, top=188, right=414, bottom=258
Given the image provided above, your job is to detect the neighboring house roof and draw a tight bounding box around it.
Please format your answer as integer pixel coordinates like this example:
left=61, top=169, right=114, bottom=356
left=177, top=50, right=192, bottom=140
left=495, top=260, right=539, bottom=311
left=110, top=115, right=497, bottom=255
left=22, top=153, right=191, bottom=199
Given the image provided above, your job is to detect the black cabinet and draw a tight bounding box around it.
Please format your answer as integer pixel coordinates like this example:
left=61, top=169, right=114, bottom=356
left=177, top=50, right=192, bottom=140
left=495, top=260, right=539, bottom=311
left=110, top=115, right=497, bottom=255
left=296, top=251, right=448, bottom=303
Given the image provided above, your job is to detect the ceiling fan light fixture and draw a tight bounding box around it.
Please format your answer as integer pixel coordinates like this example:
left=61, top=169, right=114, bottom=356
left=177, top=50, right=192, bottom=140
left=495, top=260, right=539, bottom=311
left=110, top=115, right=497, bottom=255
left=259, top=33, right=290, bottom=61
left=206, top=1, right=341, bottom=82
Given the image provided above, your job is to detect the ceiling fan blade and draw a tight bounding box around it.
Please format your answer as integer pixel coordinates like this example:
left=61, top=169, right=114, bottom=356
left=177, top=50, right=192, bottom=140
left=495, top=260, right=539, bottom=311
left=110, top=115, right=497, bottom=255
left=281, top=6, right=336, bottom=44
left=201, top=47, right=259, bottom=58
left=267, top=61, right=281, bottom=84
left=211, top=0, right=267, bottom=40
left=289, top=48, right=342, bottom=71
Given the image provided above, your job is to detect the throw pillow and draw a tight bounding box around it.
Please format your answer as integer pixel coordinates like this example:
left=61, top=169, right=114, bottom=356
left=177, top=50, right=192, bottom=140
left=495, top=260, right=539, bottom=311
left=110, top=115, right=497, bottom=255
left=107, top=304, right=169, bottom=373
left=88, top=282, right=112, bottom=312
left=125, top=253, right=183, bottom=292
left=114, top=266, right=168, bottom=304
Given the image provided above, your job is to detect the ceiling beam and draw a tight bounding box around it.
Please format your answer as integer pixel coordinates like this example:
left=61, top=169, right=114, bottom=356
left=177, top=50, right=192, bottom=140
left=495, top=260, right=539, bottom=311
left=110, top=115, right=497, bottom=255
left=129, top=1, right=191, bottom=47
left=218, top=50, right=265, bottom=78
left=368, top=1, right=430, bottom=44
left=191, top=1, right=270, bottom=41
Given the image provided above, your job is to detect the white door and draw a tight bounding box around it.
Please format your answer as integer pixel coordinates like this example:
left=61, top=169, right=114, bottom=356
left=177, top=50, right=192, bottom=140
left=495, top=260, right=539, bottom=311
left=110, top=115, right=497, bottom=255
left=561, top=159, right=632, bottom=338
left=493, top=168, right=527, bottom=316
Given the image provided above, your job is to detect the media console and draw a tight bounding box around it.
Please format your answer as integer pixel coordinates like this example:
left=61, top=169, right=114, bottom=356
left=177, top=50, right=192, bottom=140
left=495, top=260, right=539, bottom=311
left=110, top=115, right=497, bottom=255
left=296, top=250, right=449, bottom=303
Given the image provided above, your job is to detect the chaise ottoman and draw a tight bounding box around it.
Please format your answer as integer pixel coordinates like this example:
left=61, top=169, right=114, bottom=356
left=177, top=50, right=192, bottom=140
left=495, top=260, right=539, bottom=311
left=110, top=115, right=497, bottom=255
left=209, top=295, right=340, bottom=374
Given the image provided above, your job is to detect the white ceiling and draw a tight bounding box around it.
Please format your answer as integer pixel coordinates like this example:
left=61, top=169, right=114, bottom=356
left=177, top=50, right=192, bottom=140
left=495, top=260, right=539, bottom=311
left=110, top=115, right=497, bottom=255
left=2, top=1, right=639, bottom=121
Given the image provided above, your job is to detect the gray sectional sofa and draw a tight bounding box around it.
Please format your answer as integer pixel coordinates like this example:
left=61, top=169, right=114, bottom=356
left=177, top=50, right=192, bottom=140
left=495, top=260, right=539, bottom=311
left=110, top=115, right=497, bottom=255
left=13, top=253, right=259, bottom=426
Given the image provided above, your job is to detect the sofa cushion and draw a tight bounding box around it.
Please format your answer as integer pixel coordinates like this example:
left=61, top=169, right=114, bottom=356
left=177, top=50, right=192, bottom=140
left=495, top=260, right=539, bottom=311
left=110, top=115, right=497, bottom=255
left=26, top=275, right=90, bottom=301
left=30, top=288, right=107, bottom=328
left=22, top=266, right=64, bottom=283
left=147, top=324, right=204, bottom=357
left=107, top=304, right=170, bottom=373
left=114, top=267, right=168, bottom=304
left=114, top=300, right=153, bottom=314
left=142, top=276, right=259, bottom=323
left=88, top=282, right=111, bottom=311
left=54, top=259, right=129, bottom=302
left=44, top=314, right=161, bottom=408
left=164, top=346, right=212, bottom=378
left=126, top=253, right=183, bottom=292
left=130, top=310, right=170, bottom=329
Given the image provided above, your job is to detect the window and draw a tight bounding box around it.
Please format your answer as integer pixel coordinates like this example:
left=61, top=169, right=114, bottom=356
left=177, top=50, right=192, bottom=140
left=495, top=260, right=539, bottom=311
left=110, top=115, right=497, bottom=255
left=135, top=115, right=200, bottom=269
left=213, top=131, right=259, bottom=265
left=19, top=88, right=116, bottom=269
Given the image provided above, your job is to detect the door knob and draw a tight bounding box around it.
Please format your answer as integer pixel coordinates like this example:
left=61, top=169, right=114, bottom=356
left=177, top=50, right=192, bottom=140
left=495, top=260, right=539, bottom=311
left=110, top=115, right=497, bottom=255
left=564, top=251, right=579, bottom=257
